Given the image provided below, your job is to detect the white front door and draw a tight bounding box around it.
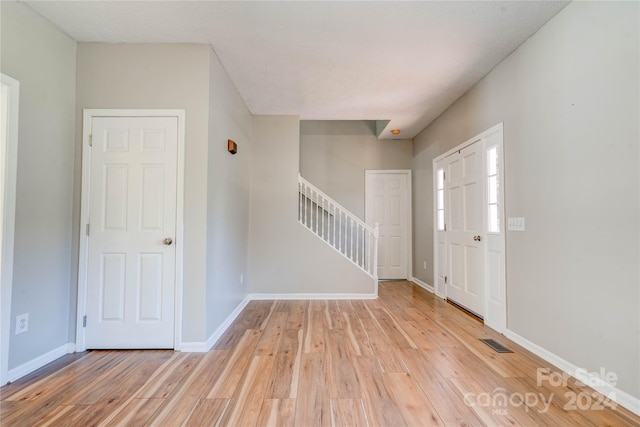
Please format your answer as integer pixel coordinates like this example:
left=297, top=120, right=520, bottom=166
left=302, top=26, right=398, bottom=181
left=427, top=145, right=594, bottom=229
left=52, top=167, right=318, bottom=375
left=445, top=141, right=485, bottom=317
left=365, top=171, right=410, bottom=280
left=85, top=116, right=178, bottom=349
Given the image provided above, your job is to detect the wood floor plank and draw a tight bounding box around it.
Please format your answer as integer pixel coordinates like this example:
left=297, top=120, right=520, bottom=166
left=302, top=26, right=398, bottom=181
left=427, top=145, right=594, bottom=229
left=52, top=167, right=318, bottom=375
left=135, top=352, right=200, bottom=398
left=35, top=404, right=90, bottom=427
left=102, top=398, right=165, bottom=427
left=1, top=352, right=137, bottom=426
left=183, top=398, right=229, bottom=427
left=405, top=307, right=463, bottom=348
left=370, top=308, right=417, bottom=349
left=148, top=350, right=227, bottom=426
left=257, top=398, right=296, bottom=427
left=331, top=398, right=368, bottom=427
left=1, top=351, right=97, bottom=401
left=325, top=328, right=361, bottom=399
left=341, top=311, right=375, bottom=357
left=71, top=352, right=168, bottom=426
left=220, top=356, right=275, bottom=427
left=398, top=319, right=440, bottom=349
left=207, top=329, right=261, bottom=398
left=284, top=310, right=305, bottom=330
left=284, top=301, right=308, bottom=329
left=448, top=376, right=520, bottom=426
left=397, top=347, right=483, bottom=427
left=255, top=311, right=287, bottom=356
left=6, top=350, right=115, bottom=402
left=349, top=300, right=373, bottom=319
left=266, top=329, right=303, bottom=399
left=295, top=353, right=331, bottom=427
left=383, top=372, right=444, bottom=426
left=360, top=319, right=407, bottom=373
left=303, top=310, right=325, bottom=353
left=64, top=352, right=152, bottom=405
left=323, top=300, right=343, bottom=330
left=352, top=355, right=406, bottom=427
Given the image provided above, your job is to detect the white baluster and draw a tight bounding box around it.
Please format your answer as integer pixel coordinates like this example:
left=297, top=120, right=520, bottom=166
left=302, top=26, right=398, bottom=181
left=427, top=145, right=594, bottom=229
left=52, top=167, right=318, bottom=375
left=356, top=224, right=360, bottom=266
left=312, top=189, right=316, bottom=233
left=349, top=218, right=353, bottom=260
left=303, top=183, right=307, bottom=227
left=299, top=182, right=302, bottom=222
left=322, top=195, right=325, bottom=240
left=332, top=203, right=336, bottom=245
left=366, top=229, right=371, bottom=274
left=373, top=223, right=379, bottom=279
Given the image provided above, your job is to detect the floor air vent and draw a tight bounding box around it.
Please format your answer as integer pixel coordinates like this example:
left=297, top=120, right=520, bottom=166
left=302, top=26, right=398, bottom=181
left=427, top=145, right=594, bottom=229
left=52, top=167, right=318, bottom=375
left=480, top=338, right=513, bottom=353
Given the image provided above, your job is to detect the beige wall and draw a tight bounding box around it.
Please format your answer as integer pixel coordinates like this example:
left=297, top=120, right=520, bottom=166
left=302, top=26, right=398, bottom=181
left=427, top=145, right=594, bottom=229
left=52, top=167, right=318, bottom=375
left=75, top=43, right=211, bottom=342
left=300, top=120, right=412, bottom=219
left=249, top=117, right=374, bottom=295
left=0, top=2, right=77, bottom=370
left=412, top=1, right=639, bottom=398
left=206, top=48, right=253, bottom=337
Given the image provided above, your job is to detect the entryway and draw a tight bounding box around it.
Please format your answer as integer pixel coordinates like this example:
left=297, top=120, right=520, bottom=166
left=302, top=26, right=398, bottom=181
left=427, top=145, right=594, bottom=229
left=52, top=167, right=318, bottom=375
left=433, top=124, right=506, bottom=333
left=365, top=170, right=412, bottom=280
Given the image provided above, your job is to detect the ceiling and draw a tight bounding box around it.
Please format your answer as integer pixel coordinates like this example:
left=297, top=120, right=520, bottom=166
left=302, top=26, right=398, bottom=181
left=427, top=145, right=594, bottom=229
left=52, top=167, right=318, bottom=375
left=26, top=1, right=569, bottom=139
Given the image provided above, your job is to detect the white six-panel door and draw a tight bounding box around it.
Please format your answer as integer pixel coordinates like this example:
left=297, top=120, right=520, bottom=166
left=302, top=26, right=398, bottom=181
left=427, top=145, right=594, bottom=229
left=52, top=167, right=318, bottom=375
left=445, top=141, right=485, bottom=317
left=365, top=171, right=410, bottom=280
left=85, top=116, right=178, bottom=349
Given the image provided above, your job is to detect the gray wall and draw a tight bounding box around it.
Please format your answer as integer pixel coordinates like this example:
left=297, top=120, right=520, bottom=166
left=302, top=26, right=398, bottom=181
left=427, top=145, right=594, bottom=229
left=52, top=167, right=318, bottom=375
left=300, top=120, right=412, bottom=219
left=206, top=48, right=253, bottom=338
left=249, top=116, right=374, bottom=295
left=0, top=2, right=76, bottom=369
left=75, top=43, right=211, bottom=342
left=412, top=1, right=639, bottom=398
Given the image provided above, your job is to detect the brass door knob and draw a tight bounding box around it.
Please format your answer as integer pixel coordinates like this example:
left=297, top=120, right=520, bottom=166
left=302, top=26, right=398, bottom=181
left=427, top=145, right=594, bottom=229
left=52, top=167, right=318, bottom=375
left=163, top=237, right=173, bottom=245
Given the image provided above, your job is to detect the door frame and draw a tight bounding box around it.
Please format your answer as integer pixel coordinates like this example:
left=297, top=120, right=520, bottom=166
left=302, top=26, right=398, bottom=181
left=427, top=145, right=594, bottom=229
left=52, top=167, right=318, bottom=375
left=432, top=123, right=507, bottom=333
left=0, top=73, right=20, bottom=386
left=364, top=169, right=413, bottom=283
left=76, top=109, right=185, bottom=351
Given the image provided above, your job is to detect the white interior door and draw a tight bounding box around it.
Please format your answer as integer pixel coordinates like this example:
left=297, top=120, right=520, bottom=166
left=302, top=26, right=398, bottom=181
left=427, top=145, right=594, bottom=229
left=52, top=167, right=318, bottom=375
left=85, top=116, right=178, bottom=349
left=366, top=171, right=410, bottom=280
left=445, top=141, right=485, bottom=317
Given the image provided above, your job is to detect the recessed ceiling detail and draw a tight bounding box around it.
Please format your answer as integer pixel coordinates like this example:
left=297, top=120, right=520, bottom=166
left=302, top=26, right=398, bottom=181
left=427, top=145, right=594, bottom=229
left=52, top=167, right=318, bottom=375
left=26, top=1, right=569, bottom=139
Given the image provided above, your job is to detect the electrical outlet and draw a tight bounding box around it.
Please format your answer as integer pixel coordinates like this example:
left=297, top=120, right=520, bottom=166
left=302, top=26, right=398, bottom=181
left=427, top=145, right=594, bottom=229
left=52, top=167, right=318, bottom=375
left=508, top=217, right=526, bottom=231
left=423, top=261, right=427, bottom=270
left=240, top=273, right=244, bottom=284
left=15, top=313, right=29, bottom=335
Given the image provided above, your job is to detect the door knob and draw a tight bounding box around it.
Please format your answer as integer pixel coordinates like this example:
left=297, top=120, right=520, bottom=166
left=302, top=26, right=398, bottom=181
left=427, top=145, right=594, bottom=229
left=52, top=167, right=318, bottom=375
left=163, top=237, right=173, bottom=245
left=474, top=235, right=482, bottom=241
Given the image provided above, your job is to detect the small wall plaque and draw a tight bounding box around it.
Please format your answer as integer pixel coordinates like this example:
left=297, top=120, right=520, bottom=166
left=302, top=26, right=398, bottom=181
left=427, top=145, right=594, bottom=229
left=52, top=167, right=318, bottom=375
left=227, top=139, right=237, bottom=154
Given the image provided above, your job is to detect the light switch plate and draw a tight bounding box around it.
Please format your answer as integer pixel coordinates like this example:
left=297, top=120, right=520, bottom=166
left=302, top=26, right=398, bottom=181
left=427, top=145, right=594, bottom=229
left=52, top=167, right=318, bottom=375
left=508, top=217, right=525, bottom=231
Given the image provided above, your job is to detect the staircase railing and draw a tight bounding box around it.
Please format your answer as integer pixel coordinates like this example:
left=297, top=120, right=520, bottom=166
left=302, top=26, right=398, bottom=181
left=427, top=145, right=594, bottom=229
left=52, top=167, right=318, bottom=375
left=298, top=175, right=379, bottom=280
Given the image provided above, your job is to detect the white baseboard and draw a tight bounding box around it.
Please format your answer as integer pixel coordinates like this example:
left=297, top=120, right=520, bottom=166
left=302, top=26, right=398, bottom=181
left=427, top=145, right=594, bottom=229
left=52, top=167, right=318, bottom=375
left=249, top=293, right=377, bottom=300
left=7, top=342, right=75, bottom=383
left=181, top=296, right=251, bottom=353
left=179, top=341, right=209, bottom=352
left=505, top=329, right=640, bottom=416
left=409, top=277, right=434, bottom=293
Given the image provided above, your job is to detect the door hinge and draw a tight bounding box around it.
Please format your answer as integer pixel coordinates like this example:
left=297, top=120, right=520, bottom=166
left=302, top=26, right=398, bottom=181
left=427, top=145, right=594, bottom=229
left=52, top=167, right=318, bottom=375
left=83, top=315, right=87, bottom=327
left=86, top=224, right=90, bottom=236
left=444, top=275, right=448, bottom=284
left=444, top=224, right=446, bottom=231
left=443, top=172, right=446, bottom=180
left=88, top=134, right=93, bottom=147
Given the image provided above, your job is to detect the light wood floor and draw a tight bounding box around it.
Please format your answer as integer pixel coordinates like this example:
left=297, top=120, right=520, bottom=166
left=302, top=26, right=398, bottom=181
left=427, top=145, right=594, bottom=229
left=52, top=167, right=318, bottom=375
left=1, top=281, right=638, bottom=426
